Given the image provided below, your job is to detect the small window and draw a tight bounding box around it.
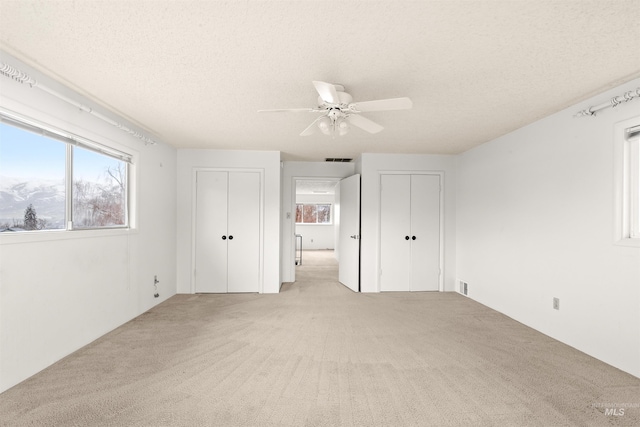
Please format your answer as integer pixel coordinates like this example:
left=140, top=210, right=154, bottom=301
left=316, top=204, right=331, bottom=224
left=295, top=203, right=331, bottom=224
left=0, top=114, right=131, bottom=232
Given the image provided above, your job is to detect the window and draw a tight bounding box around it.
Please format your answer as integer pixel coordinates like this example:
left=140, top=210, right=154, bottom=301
left=0, top=113, right=131, bottom=232
left=629, top=126, right=640, bottom=238
left=295, top=204, right=331, bottom=224
left=614, top=117, right=640, bottom=245
left=0, top=122, right=66, bottom=230
left=73, top=146, right=127, bottom=228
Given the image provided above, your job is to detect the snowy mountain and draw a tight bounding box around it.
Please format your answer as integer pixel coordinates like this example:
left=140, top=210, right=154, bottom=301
left=0, top=176, right=65, bottom=228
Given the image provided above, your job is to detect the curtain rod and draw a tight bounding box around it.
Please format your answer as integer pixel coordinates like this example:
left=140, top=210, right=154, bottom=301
left=575, top=87, right=640, bottom=118
left=0, top=60, right=157, bottom=145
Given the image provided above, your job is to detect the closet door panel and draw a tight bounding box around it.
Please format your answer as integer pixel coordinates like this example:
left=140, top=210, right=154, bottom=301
left=227, top=172, right=261, bottom=293
left=410, top=174, right=440, bottom=291
left=195, top=171, right=228, bottom=293
left=380, top=174, right=411, bottom=291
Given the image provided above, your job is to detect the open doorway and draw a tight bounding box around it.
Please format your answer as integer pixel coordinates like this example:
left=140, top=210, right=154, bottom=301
left=294, top=179, right=340, bottom=268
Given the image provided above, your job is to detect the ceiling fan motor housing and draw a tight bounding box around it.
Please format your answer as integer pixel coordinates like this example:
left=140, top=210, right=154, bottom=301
left=318, top=90, right=353, bottom=109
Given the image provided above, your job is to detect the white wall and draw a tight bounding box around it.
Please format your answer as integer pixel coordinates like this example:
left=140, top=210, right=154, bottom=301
left=281, top=162, right=355, bottom=283
left=358, top=153, right=457, bottom=293
left=176, top=149, right=281, bottom=294
left=295, top=193, right=336, bottom=250
left=0, top=53, right=177, bottom=392
left=456, top=78, right=640, bottom=377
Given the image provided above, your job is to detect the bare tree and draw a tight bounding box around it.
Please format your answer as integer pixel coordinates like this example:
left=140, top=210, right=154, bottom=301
left=72, top=163, right=126, bottom=227
left=106, top=163, right=126, bottom=192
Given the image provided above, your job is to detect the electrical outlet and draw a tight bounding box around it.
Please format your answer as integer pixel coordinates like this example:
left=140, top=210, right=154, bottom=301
left=553, top=297, right=560, bottom=310
left=153, top=275, right=159, bottom=298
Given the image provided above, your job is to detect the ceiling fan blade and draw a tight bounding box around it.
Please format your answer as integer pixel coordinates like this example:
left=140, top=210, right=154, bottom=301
left=258, top=108, right=325, bottom=113
left=300, top=117, right=323, bottom=136
left=312, top=81, right=340, bottom=104
left=347, top=114, right=384, bottom=134
left=349, top=97, right=413, bottom=112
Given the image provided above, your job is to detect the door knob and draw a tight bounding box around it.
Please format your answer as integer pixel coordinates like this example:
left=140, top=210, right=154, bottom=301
left=350, top=235, right=356, bottom=239
left=222, top=235, right=227, bottom=240
left=228, top=235, right=233, bottom=240
left=412, top=236, right=416, bottom=240
left=405, top=236, right=410, bottom=240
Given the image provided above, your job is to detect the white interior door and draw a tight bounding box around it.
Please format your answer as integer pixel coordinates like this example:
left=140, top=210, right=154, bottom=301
left=380, top=174, right=411, bottom=291
left=410, top=174, right=441, bottom=291
left=195, top=171, right=228, bottom=293
left=227, top=172, right=260, bottom=293
left=338, top=174, right=361, bottom=292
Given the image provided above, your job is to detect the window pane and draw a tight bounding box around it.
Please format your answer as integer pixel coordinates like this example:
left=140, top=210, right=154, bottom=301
left=72, top=146, right=127, bottom=228
left=317, top=204, right=331, bottom=223
left=0, top=122, right=66, bottom=231
left=632, top=139, right=640, bottom=238
left=295, top=204, right=303, bottom=223
left=303, top=204, right=317, bottom=223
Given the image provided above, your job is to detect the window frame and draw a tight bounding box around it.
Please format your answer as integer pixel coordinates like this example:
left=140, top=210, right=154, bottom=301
left=295, top=203, right=332, bottom=225
left=0, top=110, right=134, bottom=235
left=629, top=133, right=639, bottom=239
left=613, top=116, right=640, bottom=246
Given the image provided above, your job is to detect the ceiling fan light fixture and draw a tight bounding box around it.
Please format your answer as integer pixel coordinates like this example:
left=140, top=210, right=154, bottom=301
left=337, top=117, right=350, bottom=136
left=317, top=116, right=332, bottom=135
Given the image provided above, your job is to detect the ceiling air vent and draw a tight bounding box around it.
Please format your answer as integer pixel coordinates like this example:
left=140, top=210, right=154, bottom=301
left=325, top=158, right=352, bottom=162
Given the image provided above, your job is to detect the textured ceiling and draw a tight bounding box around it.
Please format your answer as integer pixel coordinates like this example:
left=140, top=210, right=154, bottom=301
left=1, top=1, right=639, bottom=161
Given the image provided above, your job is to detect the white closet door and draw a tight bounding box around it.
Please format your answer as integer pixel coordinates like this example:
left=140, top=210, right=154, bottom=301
left=195, top=171, right=228, bottom=293
left=380, top=174, right=411, bottom=291
left=410, top=174, right=440, bottom=291
left=227, top=172, right=260, bottom=293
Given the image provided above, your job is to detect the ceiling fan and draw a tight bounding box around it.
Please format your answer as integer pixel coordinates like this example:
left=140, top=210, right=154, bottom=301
left=258, top=81, right=413, bottom=137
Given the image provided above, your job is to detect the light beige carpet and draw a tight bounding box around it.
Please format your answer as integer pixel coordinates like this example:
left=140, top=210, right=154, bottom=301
left=0, top=250, right=638, bottom=426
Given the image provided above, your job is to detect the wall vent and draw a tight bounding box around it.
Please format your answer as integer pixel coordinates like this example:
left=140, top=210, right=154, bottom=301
left=459, top=280, right=468, bottom=295
left=325, top=158, right=352, bottom=162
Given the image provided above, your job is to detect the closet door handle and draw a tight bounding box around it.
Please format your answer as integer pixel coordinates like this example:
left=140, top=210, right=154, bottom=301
left=405, top=236, right=410, bottom=240
left=222, top=235, right=227, bottom=240
left=228, top=235, right=234, bottom=240
left=412, top=236, right=416, bottom=240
